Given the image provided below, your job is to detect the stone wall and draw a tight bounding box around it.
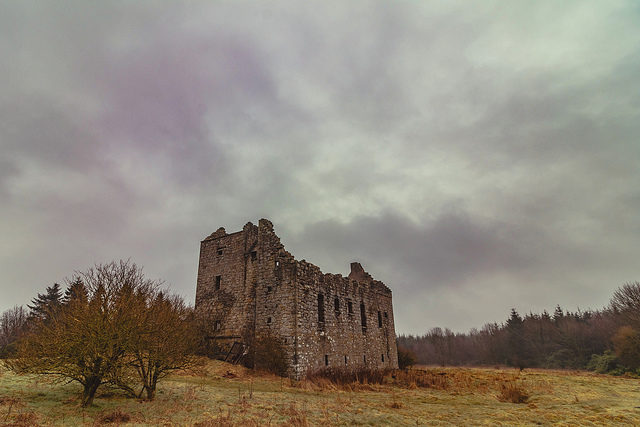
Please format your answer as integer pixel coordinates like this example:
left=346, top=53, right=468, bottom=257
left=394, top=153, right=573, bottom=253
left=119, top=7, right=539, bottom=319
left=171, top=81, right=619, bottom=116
left=195, top=219, right=398, bottom=377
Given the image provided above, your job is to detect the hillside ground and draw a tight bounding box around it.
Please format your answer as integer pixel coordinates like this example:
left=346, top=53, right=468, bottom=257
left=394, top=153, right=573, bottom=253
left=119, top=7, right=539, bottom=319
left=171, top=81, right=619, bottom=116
left=1, top=360, right=639, bottom=426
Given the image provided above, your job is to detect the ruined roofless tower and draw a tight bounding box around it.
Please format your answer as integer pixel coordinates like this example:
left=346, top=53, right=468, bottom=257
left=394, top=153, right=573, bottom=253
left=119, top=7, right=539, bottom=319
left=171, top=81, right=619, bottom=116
left=194, top=219, right=398, bottom=377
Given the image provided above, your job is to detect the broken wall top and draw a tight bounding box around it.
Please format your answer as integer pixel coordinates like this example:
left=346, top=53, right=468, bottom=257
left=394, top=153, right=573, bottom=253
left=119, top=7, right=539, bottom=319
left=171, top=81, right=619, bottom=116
left=202, top=219, right=392, bottom=294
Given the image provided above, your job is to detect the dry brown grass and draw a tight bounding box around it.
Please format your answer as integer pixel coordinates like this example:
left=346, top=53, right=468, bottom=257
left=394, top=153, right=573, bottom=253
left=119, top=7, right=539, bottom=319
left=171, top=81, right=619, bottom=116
left=193, top=410, right=236, bottom=427
left=278, top=403, right=309, bottom=427
left=96, top=409, right=131, bottom=424
left=2, top=360, right=640, bottom=425
left=0, top=396, right=22, bottom=407
left=4, top=411, right=38, bottom=427
left=303, top=366, right=525, bottom=396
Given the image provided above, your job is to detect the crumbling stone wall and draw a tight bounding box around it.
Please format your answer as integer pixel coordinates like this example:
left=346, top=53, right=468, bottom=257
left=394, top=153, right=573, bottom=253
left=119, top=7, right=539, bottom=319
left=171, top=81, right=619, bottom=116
left=195, top=219, right=398, bottom=377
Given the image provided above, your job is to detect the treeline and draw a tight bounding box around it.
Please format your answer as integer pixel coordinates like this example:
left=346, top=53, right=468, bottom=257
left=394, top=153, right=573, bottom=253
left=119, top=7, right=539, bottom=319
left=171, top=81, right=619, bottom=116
left=398, top=282, right=640, bottom=374
left=0, top=261, right=197, bottom=406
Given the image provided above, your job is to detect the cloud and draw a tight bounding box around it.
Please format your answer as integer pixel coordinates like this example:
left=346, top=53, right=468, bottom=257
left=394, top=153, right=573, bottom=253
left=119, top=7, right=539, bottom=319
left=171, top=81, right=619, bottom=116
left=1, top=0, right=639, bottom=333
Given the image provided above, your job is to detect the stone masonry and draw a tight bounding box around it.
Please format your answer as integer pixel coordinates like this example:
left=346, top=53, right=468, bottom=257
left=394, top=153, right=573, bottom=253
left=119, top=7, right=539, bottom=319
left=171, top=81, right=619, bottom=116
left=195, top=219, right=398, bottom=378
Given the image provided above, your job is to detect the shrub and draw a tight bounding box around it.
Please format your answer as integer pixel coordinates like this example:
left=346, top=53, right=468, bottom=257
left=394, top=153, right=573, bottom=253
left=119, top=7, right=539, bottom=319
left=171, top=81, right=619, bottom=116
left=612, top=326, right=640, bottom=370
left=248, top=333, right=288, bottom=376
left=587, top=351, right=620, bottom=374
left=397, top=346, right=416, bottom=370
left=497, top=381, right=529, bottom=404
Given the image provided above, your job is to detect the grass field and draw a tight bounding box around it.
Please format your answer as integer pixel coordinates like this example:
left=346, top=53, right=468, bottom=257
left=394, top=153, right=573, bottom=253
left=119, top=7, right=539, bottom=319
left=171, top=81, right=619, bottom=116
left=1, top=359, right=639, bottom=426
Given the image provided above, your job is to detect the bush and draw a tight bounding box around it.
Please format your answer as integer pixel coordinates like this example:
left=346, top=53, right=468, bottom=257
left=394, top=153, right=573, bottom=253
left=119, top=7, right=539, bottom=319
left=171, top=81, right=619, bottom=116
left=497, top=381, right=529, bottom=404
left=587, top=351, right=619, bottom=374
left=612, top=326, right=640, bottom=370
left=249, top=333, right=288, bottom=376
left=397, top=346, right=416, bottom=370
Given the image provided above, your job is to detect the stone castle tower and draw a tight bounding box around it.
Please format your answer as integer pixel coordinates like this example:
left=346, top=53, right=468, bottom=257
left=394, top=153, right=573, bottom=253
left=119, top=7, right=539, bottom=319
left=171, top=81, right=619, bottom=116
left=195, top=219, right=398, bottom=377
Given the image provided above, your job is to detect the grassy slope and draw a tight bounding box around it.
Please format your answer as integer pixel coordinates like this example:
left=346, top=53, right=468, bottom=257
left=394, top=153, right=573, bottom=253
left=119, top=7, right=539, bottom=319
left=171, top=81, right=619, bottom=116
left=1, top=360, right=639, bottom=426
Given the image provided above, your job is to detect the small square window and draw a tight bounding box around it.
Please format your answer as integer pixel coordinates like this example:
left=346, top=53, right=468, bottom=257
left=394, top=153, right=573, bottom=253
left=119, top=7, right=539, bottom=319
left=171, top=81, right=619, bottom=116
left=217, top=249, right=223, bottom=256
left=267, top=317, right=272, bottom=324
left=251, top=251, right=257, bottom=261
left=267, top=286, right=272, bottom=293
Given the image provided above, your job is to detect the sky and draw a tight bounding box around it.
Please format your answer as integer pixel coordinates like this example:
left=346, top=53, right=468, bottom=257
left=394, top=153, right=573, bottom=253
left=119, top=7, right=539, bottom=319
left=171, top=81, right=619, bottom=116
left=1, top=1, right=639, bottom=334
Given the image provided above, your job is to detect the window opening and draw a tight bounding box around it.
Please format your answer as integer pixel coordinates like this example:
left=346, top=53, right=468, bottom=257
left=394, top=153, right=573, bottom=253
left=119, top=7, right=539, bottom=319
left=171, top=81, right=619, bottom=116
left=215, top=275, right=221, bottom=290
left=251, top=251, right=257, bottom=261
left=267, top=286, right=272, bottom=293
left=344, top=355, right=348, bottom=365
left=214, top=320, right=221, bottom=331
left=267, top=317, right=272, bottom=324
left=217, top=248, right=223, bottom=256
left=347, top=300, right=353, bottom=314
left=360, top=302, right=367, bottom=333
left=378, top=311, right=382, bottom=328
left=318, top=293, right=325, bottom=323
left=334, top=297, right=340, bottom=312
left=381, top=354, right=384, bottom=362
left=325, top=355, right=329, bottom=366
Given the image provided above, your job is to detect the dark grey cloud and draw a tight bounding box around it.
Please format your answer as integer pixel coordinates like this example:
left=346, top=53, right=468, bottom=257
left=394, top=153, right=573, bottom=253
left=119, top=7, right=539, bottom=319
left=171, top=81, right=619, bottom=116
left=280, top=207, right=639, bottom=333
left=1, top=0, right=639, bottom=333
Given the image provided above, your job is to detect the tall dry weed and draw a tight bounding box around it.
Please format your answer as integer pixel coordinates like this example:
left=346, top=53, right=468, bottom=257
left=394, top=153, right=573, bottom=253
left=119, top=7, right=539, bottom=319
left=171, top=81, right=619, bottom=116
left=304, top=368, right=389, bottom=390
left=496, top=380, right=530, bottom=403
left=279, top=403, right=309, bottom=427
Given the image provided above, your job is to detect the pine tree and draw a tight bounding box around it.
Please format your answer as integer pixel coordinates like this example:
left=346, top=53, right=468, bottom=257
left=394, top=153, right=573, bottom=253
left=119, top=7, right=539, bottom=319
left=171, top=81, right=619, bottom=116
left=63, top=277, right=88, bottom=305
left=553, top=305, right=564, bottom=323
left=506, top=308, right=527, bottom=369
left=28, top=283, right=62, bottom=321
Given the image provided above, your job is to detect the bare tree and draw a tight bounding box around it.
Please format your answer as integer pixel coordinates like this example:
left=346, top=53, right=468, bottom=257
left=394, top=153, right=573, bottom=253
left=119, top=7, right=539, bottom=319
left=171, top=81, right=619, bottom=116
left=610, top=282, right=640, bottom=328
left=0, top=306, right=28, bottom=358
left=126, top=291, right=199, bottom=400
left=8, top=261, right=160, bottom=406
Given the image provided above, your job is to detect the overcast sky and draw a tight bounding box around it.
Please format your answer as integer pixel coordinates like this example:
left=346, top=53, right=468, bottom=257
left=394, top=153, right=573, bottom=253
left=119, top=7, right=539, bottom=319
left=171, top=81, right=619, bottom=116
left=1, top=1, right=639, bottom=334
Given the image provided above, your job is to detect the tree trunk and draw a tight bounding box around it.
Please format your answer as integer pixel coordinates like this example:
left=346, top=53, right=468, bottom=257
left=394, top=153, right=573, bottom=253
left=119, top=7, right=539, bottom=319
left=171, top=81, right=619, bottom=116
left=81, top=378, right=101, bottom=407
left=145, top=368, right=159, bottom=400
left=145, top=383, right=156, bottom=400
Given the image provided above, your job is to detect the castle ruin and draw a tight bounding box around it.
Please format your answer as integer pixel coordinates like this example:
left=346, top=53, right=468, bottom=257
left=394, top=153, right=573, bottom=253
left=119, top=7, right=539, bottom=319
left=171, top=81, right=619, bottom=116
left=195, top=219, right=398, bottom=377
